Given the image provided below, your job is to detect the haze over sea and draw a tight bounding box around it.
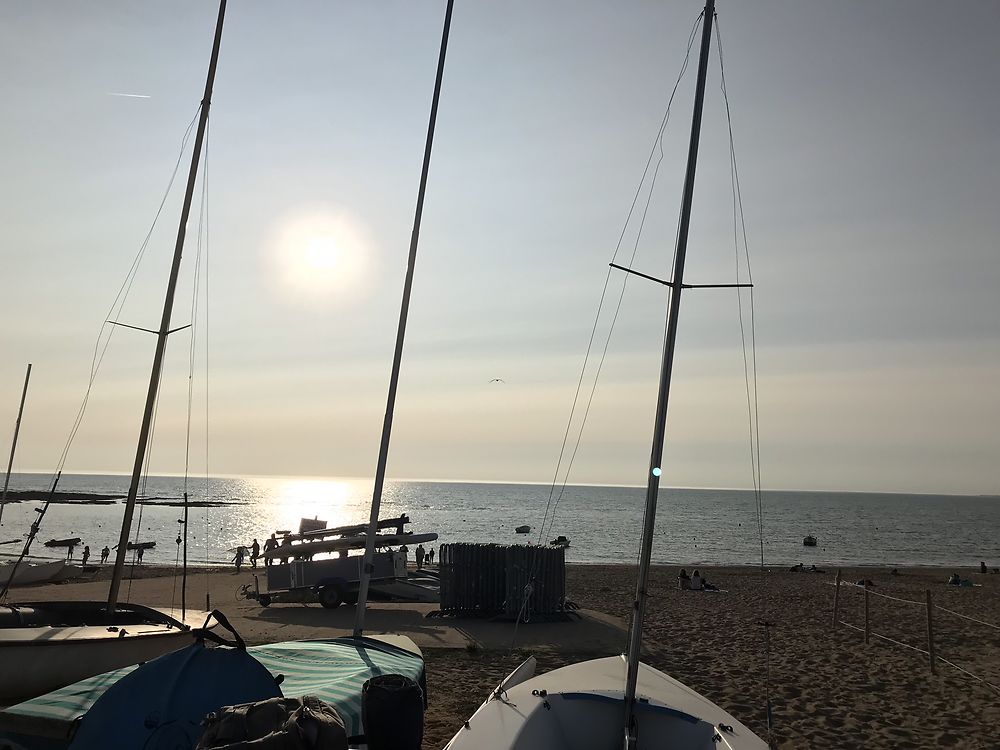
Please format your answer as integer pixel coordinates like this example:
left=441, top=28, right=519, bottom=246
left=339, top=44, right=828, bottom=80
left=1, top=473, right=997, bottom=569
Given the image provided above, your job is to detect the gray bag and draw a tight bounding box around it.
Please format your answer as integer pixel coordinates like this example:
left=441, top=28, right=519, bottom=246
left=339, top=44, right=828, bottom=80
left=195, top=695, right=348, bottom=750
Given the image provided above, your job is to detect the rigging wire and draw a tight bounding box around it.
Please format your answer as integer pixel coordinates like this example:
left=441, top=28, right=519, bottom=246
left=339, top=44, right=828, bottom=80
left=3, top=109, right=200, bottom=587
left=49, top=110, right=201, bottom=482
left=715, top=14, right=773, bottom=744
left=534, top=10, right=705, bottom=552
left=512, top=10, right=705, bottom=651
left=185, top=116, right=211, bottom=613
left=201, top=119, right=213, bottom=609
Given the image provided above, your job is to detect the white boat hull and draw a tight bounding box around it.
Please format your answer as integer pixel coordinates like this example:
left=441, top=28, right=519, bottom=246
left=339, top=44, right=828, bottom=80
left=0, top=560, right=66, bottom=587
left=445, top=655, right=768, bottom=750
left=0, top=604, right=209, bottom=704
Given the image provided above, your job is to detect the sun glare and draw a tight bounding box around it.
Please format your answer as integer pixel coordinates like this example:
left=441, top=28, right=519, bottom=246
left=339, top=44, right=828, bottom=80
left=270, top=210, right=372, bottom=302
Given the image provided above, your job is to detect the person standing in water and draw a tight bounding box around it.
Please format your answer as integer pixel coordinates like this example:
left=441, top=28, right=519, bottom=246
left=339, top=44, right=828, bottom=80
left=250, top=538, right=260, bottom=569
left=101, top=546, right=110, bottom=564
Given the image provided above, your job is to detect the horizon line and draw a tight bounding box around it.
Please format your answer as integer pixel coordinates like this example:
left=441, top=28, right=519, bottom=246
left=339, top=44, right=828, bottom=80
left=6, top=469, right=996, bottom=499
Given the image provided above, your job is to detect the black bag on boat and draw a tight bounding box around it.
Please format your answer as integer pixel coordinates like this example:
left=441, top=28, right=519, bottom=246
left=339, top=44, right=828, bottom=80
left=362, top=673, right=424, bottom=750
left=195, top=695, right=347, bottom=750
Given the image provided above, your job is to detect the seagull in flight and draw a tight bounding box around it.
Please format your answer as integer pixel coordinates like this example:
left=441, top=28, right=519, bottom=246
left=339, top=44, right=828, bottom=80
left=489, top=378, right=505, bottom=384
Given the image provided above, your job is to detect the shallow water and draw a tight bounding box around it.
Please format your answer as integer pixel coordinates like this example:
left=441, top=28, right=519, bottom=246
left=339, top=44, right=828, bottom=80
left=1, top=472, right=997, bottom=569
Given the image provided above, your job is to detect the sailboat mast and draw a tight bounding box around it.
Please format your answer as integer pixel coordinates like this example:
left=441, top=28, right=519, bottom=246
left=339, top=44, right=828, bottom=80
left=0, top=363, right=32, bottom=527
left=623, top=0, right=715, bottom=744
left=353, top=0, right=455, bottom=637
left=107, top=0, right=227, bottom=613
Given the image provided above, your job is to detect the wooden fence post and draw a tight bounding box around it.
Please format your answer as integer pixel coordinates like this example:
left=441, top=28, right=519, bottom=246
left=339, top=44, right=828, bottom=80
left=832, top=569, right=842, bottom=628
left=926, top=589, right=937, bottom=675
left=863, top=582, right=870, bottom=645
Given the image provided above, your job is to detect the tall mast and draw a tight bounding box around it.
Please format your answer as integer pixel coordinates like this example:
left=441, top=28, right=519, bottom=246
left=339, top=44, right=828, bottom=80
left=623, top=0, right=715, bottom=745
left=354, top=0, right=455, bottom=637
left=0, top=363, right=32, bottom=527
left=107, top=0, right=227, bottom=613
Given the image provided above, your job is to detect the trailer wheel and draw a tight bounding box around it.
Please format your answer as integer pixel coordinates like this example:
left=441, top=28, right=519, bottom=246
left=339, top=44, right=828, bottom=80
left=318, top=586, right=343, bottom=609
left=258, top=594, right=271, bottom=608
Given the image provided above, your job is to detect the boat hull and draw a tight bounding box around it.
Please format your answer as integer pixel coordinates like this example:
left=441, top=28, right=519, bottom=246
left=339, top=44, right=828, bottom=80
left=445, top=655, right=768, bottom=749
left=0, top=561, right=66, bottom=587
left=0, top=603, right=208, bottom=704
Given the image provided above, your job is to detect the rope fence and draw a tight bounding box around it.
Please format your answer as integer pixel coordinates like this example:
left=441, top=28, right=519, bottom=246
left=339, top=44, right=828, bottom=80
left=830, top=570, right=1000, bottom=694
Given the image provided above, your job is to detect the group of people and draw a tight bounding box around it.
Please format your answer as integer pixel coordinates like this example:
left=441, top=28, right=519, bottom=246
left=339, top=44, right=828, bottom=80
left=677, top=568, right=717, bottom=591
left=229, top=535, right=439, bottom=572
left=72, top=544, right=121, bottom=565
left=233, top=538, right=273, bottom=571
left=399, top=543, right=435, bottom=569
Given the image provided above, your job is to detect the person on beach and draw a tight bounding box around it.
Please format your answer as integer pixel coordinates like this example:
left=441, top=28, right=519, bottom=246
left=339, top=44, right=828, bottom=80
left=982, top=561, right=988, bottom=574
left=678, top=568, right=691, bottom=590
left=136, top=546, right=145, bottom=564
left=233, top=546, right=245, bottom=572
left=250, top=539, right=260, bottom=569
left=690, top=570, right=718, bottom=591
left=400, top=544, right=409, bottom=568
left=428, top=548, right=435, bottom=564
left=101, top=546, right=110, bottom=564
left=263, top=534, right=278, bottom=567
left=416, top=544, right=426, bottom=569
left=82, top=545, right=90, bottom=566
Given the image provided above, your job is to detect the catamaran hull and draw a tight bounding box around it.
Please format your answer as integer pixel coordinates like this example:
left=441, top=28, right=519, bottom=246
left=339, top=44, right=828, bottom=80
left=445, top=655, right=768, bottom=750
left=0, top=604, right=209, bottom=704
left=0, top=561, right=66, bottom=587
left=0, top=627, right=195, bottom=704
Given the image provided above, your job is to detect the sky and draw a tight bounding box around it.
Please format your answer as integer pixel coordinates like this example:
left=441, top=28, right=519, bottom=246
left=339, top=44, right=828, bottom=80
left=1, top=0, right=998, bottom=495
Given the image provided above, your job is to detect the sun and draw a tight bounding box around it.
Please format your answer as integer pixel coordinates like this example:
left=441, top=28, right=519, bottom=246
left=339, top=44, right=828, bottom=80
left=270, top=210, right=372, bottom=302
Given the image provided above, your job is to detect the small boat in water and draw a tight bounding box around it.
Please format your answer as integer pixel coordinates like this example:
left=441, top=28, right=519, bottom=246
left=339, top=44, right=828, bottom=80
left=803, top=535, right=817, bottom=547
left=549, top=535, right=570, bottom=548
left=515, top=524, right=531, bottom=534
left=43, top=537, right=81, bottom=548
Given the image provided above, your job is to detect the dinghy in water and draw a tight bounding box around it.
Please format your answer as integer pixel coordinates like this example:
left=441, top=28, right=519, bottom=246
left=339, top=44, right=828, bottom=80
left=445, top=655, right=767, bottom=749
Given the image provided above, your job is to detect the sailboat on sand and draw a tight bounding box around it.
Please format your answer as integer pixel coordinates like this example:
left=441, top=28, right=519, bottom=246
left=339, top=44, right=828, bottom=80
left=0, top=0, right=227, bottom=704
left=446, top=2, right=769, bottom=748
left=0, top=2, right=454, bottom=746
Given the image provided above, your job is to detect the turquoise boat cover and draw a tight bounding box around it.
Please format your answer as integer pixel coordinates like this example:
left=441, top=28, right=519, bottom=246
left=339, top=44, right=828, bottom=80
left=0, top=636, right=424, bottom=749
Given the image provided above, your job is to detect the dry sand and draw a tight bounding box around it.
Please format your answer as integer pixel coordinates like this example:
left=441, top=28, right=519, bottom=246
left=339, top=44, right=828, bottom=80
left=11, top=562, right=1000, bottom=748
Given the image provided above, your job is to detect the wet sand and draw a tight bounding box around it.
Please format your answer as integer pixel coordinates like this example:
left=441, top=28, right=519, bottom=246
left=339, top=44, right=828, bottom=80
left=11, top=562, right=1000, bottom=748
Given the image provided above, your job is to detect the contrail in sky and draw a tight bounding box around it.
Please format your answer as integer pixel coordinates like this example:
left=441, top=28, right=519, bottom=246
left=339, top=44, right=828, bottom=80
left=107, top=92, right=151, bottom=99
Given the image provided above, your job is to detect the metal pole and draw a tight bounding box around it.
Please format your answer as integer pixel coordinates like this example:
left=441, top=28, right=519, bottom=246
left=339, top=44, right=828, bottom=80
left=926, top=589, right=936, bottom=674
left=863, top=583, right=870, bottom=644
left=832, top=569, right=842, bottom=627
left=0, top=472, right=60, bottom=601
left=182, top=493, right=189, bottom=618
left=353, top=0, right=455, bottom=638
left=0, top=363, right=32, bottom=527
left=623, top=2, right=714, bottom=746
left=107, top=0, right=227, bottom=613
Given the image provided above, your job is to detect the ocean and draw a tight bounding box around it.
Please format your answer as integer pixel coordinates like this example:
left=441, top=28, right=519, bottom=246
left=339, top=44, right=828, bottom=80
left=1, top=473, right=997, bottom=569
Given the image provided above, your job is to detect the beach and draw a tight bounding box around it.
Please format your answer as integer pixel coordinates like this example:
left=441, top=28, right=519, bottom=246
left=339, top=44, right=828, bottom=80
left=10, top=562, right=1000, bottom=748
